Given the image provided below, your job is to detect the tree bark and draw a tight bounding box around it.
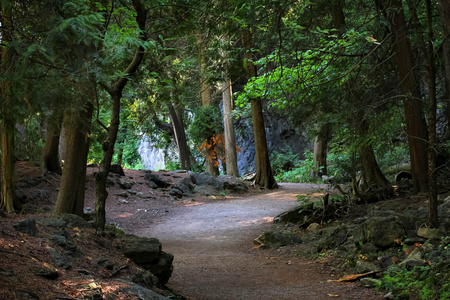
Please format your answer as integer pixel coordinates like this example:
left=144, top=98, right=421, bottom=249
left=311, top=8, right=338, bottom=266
left=168, top=103, right=191, bottom=170
left=242, top=28, right=276, bottom=189
left=0, top=1, right=19, bottom=213
left=42, top=111, right=63, bottom=175
left=312, top=123, right=330, bottom=178
left=222, top=78, right=239, bottom=177
left=54, top=102, right=93, bottom=216
left=199, top=36, right=220, bottom=176
left=380, top=0, right=429, bottom=193
left=95, top=0, right=147, bottom=233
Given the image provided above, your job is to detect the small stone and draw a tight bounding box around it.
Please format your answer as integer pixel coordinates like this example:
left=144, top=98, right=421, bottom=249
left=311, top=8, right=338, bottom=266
left=360, top=277, right=381, bottom=288
left=118, top=199, right=129, bottom=204
left=115, top=191, right=128, bottom=198
left=306, top=223, right=322, bottom=233
left=417, top=227, right=441, bottom=240
left=13, top=218, right=38, bottom=236
left=384, top=292, right=395, bottom=299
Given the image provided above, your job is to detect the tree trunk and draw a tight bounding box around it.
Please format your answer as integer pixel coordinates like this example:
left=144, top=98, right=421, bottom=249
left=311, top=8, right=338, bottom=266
left=42, top=111, right=63, bottom=175
left=312, top=123, right=330, bottom=177
left=95, top=0, right=147, bottom=233
left=168, top=103, right=191, bottom=170
left=199, top=35, right=220, bottom=176
left=424, top=0, right=438, bottom=227
left=439, top=0, right=450, bottom=138
left=0, top=1, right=19, bottom=213
left=222, top=79, right=239, bottom=177
left=242, top=28, right=277, bottom=189
left=54, top=102, right=93, bottom=216
left=95, top=93, right=120, bottom=234
left=381, top=0, right=429, bottom=193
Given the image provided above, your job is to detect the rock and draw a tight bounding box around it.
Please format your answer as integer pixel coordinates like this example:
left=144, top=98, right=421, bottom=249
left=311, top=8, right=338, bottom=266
left=30, top=266, right=59, bottom=280
left=384, top=292, right=395, bottom=299
left=254, top=231, right=302, bottom=249
left=117, top=279, right=169, bottom=300
left=132, top=268, right=158, bottom=288
left=190, top=172, right=223, bottom=191
left=352, top=216, right=405, bottom=248
left=106, top=178, right=115, bottom=187
left=399, top=248, right=429, bottom=268
left=144, top=251, right=174, bottom=285
left=16, top=189, right=27, bottom=203
left=317, top=226, right=348, bottom=251
left=417, top=227, right=441, bottom=239
left=194, top=185, right=221, bottom=196
left=120, top=235, right=162, bottom=265
left=169, top=188, right=183, bottom=199
left=360, top=277, right=381, bottom=288
left=110, top=164, right=125, bottom=176
left=146, top=180, right=159, bottom=189
left=136, top=192, right=154, bottom=199
left=36, top=218, right=66, bottom=228
left=306, top=223, right=322, bottom=233
left=144, top=172, right=171, bottom=189
left=171, top=177, right=194, bottom=197
left=115, top=191, right=128, bottom=197
left=273, top=205, right=314, bottom=224
left=60, top=214, right=91, bottom=229
left=50, top=248, right=71, bottom=269
left=117, top=179, right=133, bottom=190
left=355, top=260, right=379, bottom=274
left=360, top=242, right=379, bottom=255
left=378, top=255, right=397, bottom=268
left=50, top=234, right=67, bottom=246
left=118, top=199, right=129, bottom=204
left=14, top=289, right=40, bottom=299
left=217, top=175, right=248, bottom=193
left=13, top=218, right=38, bottom=236
left=97, top=256, right=115, bottom=270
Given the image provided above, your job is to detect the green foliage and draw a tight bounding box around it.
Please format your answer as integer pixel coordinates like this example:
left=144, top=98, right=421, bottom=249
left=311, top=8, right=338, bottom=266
left=270, top=146, right=300, bottom=176
left=274, top=150, right=319, bottom=183
left=188, top=106, right=223, bottom=146
left=378, top=238, right=450, bottom=299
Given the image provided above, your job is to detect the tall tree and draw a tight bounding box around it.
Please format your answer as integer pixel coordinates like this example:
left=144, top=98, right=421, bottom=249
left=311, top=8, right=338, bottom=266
left=242, top=28, right=276, bottom=189
left=222, top=78, right=239, bottom=177
left=377, top=0, right=429, bottom=193
left=95, top=0, right=148, bottom=233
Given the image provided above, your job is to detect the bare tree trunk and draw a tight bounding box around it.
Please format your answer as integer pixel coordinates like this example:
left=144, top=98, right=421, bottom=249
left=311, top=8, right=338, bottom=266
left=222, top=79, right=239, bottom=177
left=0, top=2, right=19, bottom=213
left=168, top=103, right=191, bottom=170
left=54, top=102, right=93, bottom=216
left=95, top=0, right=147, bottom=234
left=42, top=111, right=63, bottom=174
left=198, top=35, right=219, bottom=175
left=380, top=0, right=429, bottom=193
left=312, top=123, right=330, bottom=178
left=242, top=28, right=276, bottom=189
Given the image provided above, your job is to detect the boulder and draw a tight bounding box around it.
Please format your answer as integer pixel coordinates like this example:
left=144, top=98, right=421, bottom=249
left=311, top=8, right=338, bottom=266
left=110, top=164, right=125, bottom=176
left=117, top=179, right=133, bottom=190
left=144, top=172, right=171, bottom=189
left=143, top=251, right=174, bottom=285
left=217, top=175, right=248, bottom=193
left=36, top=217, right=66, bottom=228
left=355, top=260, right=379, bottom=273
left=120, top=235, right=162, bottom=265
left=417, top=227, right=441, bottom=240
left=254, top=231, right=302, bottom=249
left=117, top=279, right=169, bottom=300
left=171, top=177, right=194, bottom=198
left=317, top=226, right=348, bottom=251
left=190, top=172, right=223, bottom=191
left=60, top=214, right=91, bottom=229
left=194, top=185, right=221, bottom=196
left=353, top=216, right=405, bottom=249
left=13, top=218, right=38, bottom=236
left=378, top=255, right=397, bottom=268
left=273, top=205, right=314, bottom=224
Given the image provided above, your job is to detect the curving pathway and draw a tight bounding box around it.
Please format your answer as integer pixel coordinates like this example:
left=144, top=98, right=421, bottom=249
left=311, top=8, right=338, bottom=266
left=135, top=183, right=384, bottom=300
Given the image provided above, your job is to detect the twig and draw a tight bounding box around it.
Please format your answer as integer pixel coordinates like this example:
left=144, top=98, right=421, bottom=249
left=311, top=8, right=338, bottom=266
left=111, top=265, right=128, bottom=276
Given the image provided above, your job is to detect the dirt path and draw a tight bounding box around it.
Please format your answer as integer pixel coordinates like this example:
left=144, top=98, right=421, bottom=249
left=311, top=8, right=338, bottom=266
left=133, top=183, right=384, bottom=300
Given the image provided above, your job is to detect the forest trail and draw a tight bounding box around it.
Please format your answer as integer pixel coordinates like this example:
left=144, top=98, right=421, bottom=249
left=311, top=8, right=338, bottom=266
left=134, top=183, right=383, bottom=300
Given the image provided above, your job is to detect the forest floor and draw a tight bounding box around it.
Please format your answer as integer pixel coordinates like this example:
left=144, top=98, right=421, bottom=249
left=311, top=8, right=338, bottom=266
left=0, top=162, right=385, bottom=299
